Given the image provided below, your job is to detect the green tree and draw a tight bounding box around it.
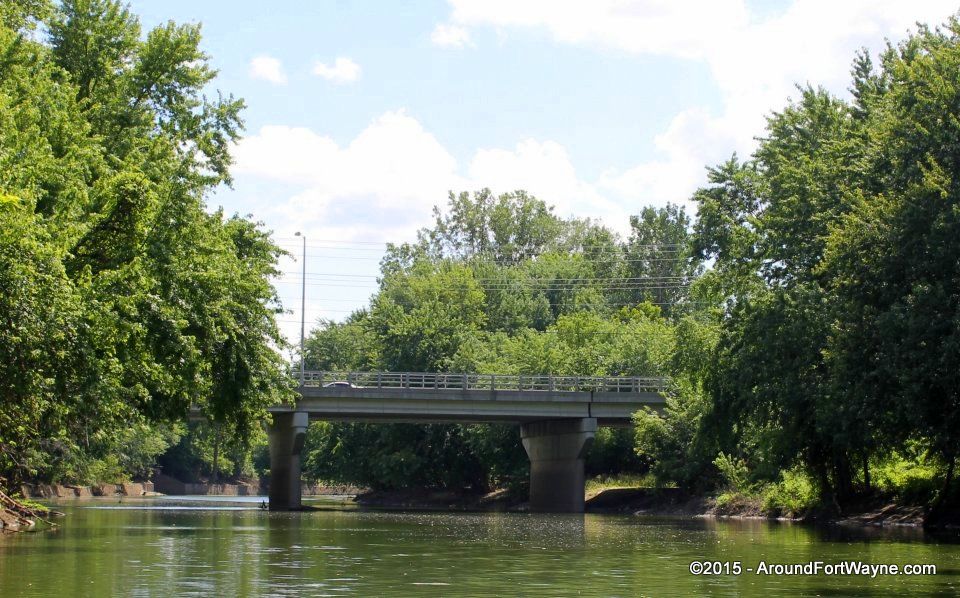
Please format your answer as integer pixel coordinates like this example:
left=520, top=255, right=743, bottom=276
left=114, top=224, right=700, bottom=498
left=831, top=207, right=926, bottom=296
left=623, top=203, right=701, bottom=311
left=0, top=0, right=290, bottom=488
left=822, top=22, right=960, bottom=509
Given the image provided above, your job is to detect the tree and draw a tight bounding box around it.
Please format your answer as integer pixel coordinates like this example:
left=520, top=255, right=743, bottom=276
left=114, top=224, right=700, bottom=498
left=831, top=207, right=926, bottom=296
left=421, top=189, right=565, bottom=262
left=822, top=22, right=960, bottom=509
left=0, top=1, right=290, bottom=487
left=623, top=203, right=701, bottom=311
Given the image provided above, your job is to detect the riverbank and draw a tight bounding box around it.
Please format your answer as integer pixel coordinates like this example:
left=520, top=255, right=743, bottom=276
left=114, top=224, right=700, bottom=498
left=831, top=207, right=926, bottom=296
left=351, top=486, right=959, bottom=529
left=0, top=489, right=60, bottom=532
left=13, top=479, right=957, bottom=529
left=18, top=478, right=365, bottom=500
left=18, top=482, right=158, bottom=499
left=587, top=488, right=960, bottom=529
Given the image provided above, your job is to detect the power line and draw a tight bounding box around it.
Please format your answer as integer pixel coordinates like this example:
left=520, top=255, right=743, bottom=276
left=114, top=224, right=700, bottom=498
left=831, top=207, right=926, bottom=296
left=276, top=321, right=708, bottom=336
left=273, top=238, right=689, bottom=250
left=275, top=252, right=692, bottom=262
left=271, top=282, right=692, bottom=291
left=273, top=275, right=693, bottom=284
left=276, top=299, right=697, bottom=313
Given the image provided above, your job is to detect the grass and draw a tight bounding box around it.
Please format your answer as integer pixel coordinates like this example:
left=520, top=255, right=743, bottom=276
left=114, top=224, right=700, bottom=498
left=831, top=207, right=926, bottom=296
left=585, top=473, right=660, bottom=494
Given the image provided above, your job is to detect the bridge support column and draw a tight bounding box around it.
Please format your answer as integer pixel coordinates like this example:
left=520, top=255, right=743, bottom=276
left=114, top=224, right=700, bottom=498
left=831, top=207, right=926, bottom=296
left=521, top=418, right=597, bottom=513
left=268, top=412, right=309, bottom=510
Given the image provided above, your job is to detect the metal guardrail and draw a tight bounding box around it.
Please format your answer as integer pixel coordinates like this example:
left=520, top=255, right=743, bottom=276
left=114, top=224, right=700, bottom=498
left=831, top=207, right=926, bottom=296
left=297, top=371, right=666, bottom=393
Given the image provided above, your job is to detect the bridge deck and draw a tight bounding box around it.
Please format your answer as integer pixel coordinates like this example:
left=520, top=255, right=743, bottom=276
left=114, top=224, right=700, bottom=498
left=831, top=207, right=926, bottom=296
left=271, top=371, right=667, bottom=425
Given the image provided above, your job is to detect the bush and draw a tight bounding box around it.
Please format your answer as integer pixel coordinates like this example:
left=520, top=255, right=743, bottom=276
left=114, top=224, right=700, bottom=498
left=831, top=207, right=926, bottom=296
left=761, top=469, right=817, bottom=516
left=633, top=380, right=719, bottom=491
left=714, top=452, right=749, bottom=493
left=872, top=454, right=939, bottom=505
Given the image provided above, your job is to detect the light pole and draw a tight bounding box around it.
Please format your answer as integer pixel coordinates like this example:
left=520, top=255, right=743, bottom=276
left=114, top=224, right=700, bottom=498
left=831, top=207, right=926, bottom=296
left=294, top=231, right=306, bottom=386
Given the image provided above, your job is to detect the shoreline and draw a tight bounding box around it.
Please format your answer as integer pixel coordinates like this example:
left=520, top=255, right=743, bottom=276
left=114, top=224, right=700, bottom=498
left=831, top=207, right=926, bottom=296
left=12, top=483, right=959, bottom=531
left=1, top=489, right=61, bottom=533
left=353, top=487, right=960, bottom=530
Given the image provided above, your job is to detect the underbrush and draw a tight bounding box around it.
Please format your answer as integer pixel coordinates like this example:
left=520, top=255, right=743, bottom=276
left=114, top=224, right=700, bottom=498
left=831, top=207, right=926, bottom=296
left=871, top=453, right=940, bottom=505
left=711, top=452, right=950, bottom=518
left=759, top=469, right=817, bottom=516
left=712, top=454, right=818, bottom=517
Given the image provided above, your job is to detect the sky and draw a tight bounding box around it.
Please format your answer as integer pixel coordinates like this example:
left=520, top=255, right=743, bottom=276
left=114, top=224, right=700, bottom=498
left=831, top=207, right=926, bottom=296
left=128, top=0, right=960, bottom=347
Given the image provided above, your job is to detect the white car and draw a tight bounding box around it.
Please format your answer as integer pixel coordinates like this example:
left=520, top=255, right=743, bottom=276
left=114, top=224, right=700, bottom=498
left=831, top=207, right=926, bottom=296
left=323, top=381, right=357, bottom=388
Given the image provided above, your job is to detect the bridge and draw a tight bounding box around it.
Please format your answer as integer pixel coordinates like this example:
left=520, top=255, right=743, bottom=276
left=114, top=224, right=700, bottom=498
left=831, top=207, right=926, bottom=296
left=268, top=371, right=667, bottom=513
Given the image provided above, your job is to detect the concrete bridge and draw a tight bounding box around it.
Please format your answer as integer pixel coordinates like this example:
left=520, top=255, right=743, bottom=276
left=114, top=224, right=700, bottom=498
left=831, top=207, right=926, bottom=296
left=268, top=371, right=667, bottom=513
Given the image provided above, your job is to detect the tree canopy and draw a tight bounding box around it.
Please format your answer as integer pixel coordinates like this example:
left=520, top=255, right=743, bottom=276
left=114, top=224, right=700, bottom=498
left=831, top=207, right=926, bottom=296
left=0, top=0, right=291, bottom=487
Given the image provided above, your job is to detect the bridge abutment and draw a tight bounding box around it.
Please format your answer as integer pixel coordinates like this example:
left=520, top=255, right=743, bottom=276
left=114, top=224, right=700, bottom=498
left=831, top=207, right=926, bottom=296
left=268, top=412, right=309, bottom=510
left=521, top=418, right=597, bottom=513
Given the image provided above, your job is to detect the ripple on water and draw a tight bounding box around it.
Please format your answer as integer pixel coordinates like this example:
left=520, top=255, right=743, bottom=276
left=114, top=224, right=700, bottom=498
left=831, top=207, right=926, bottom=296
left=3, top=504, right=959, bottom=596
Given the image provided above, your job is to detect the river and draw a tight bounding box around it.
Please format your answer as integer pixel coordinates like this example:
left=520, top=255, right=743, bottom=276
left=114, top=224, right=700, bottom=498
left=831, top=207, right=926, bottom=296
left=1, top=496, right=958, bottom=596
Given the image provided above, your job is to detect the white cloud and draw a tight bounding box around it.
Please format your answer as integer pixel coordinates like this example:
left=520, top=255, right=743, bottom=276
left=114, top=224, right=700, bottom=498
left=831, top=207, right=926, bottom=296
left=235, top=2, right=960, bottom=332
left=233, top=110, right=463, bottom=233
left=248, top=55, right=287, bottom=85
left=438, top=0, right=959, bottom=207
left=431, top=23, right=472, bottom=48
left=312, top=57, right=362, bottom=84
left=469, top=139, right=630, bottom=231
left=446, top=0, right=749, bottom=59
left=233, top=112, right=640, bottom=250
left=599, top=107, right=739, bottom=209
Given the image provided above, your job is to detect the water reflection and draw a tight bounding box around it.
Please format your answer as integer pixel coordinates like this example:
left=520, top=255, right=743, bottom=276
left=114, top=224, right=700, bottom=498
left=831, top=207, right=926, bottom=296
left=1, top=498, right=958, bottom=596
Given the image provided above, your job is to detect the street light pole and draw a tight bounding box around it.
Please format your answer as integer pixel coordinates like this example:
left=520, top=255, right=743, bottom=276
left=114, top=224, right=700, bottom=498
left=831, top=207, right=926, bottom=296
left=295, top=232, right=306, bottom=386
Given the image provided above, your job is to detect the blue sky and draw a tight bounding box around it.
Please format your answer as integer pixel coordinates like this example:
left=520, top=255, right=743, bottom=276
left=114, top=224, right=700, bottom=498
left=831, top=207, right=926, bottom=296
left=131, top=0, right=718, bottom=175
left=128, top=0, right=959, bottom=343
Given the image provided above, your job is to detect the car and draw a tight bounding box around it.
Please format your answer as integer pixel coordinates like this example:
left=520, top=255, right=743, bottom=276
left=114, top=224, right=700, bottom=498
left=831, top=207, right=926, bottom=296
left=323, top=381, right=357, bottom=388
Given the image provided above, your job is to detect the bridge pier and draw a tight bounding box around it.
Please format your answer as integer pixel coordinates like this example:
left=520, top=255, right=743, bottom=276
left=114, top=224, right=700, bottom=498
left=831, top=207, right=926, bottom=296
left=521, top=418, right=597, bottom=513
left=268, top=412, right=309, bottom=510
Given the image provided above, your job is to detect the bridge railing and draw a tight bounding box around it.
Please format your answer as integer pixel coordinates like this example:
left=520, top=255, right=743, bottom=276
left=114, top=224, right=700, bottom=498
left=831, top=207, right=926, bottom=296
left=298, top=371, right=666, bottom=393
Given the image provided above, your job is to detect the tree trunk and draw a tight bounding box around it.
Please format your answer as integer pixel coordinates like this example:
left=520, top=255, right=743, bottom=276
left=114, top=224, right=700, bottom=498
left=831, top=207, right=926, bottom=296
left=212, top=425, right=221, bottom=484
left=933, top=453, right=955, bottom=511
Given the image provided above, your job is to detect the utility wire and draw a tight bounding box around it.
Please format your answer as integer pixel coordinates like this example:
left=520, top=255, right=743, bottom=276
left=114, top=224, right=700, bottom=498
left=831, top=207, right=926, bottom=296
left=273, top=238, right=689, bottom=250
left=278, top=272, right=691, bottom=285
left=271, top=283, right=692, bottom=292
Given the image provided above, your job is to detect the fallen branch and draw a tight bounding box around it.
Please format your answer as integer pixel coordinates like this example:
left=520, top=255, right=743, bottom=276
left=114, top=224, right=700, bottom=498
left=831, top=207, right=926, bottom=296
left=0, top=487, right=60, bottom=530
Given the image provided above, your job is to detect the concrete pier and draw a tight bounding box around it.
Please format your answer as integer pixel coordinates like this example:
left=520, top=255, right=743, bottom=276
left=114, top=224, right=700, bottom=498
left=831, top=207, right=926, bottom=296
left=267, top=412, right=309, bottom=510
left=521, top=418, right=597, bottom=513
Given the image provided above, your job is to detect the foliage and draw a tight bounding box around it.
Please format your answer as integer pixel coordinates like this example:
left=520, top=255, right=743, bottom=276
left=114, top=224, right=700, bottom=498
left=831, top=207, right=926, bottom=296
left=713, top=453, right=750, bottom=494
left=302, top=422, right=487, bottom=491
left=623, top=203, right=702, bottom=311
left=585, top=473, right=658, bottom=494
left=158, top=422, right=265, bottom=483
left=0, top=1, right=290, bottom=488
left=871, top=452, right=941, bottom=506
left=760, top=469, right=818, bottom=517
left=5, top=1, right=959, bottom=514
left=667, top=18, right=960, bottom=511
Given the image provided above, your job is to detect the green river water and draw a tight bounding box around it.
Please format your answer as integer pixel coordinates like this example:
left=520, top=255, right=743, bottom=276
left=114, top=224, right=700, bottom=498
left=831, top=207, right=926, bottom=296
left=1, top=496, right=959, bottom=596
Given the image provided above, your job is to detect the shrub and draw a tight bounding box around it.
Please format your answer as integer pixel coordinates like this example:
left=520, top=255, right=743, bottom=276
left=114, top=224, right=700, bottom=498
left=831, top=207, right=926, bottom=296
left=873, top=454, right=939, bottom=505
left=713, top=452, right=749, bottom=493
left=761, top=469, right=817, bottom=516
